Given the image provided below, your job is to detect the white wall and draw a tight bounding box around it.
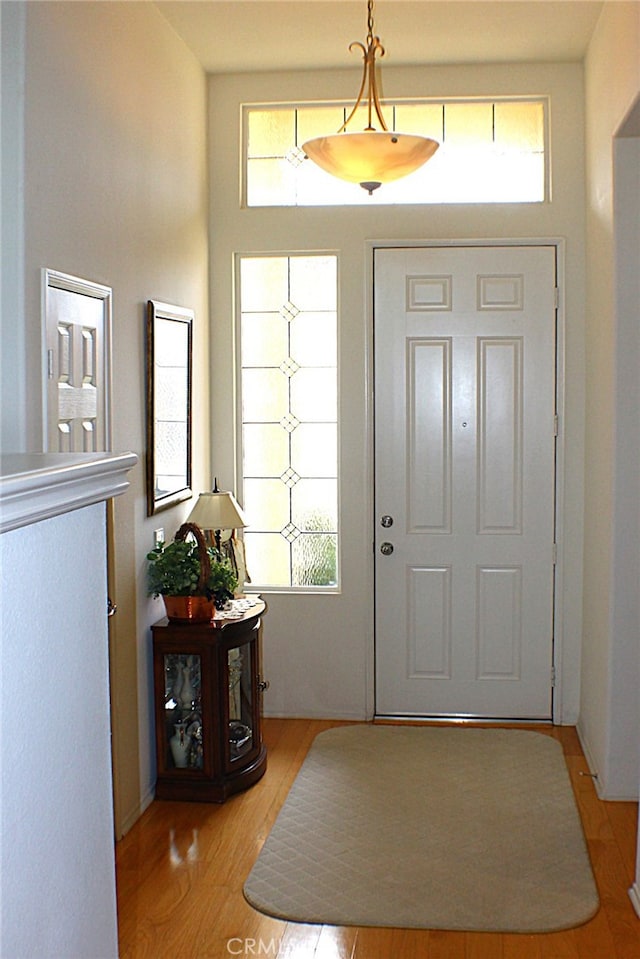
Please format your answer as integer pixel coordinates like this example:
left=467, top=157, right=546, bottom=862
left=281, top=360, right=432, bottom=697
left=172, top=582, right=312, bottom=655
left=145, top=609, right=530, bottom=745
left=0, top=2, right=27, bottom=451
left=580, top=1, right=640, bottom=800
left=0, top=504, right=118, bottom=959
left=209, top=61, right=587, bottom=724
left=10, top=1, right=211, bottom=836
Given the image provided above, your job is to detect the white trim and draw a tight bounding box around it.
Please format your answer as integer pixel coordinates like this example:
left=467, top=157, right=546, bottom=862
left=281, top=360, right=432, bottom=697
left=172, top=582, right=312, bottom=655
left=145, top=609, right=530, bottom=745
left=116, top=783, right=155, bottom=841
left=576, top=723, right=604, bottom=797
left=364, top=241, right=376, bottom=720
left=552, top=239, right=567, bottom=724
left=629, top=883, right=640, bottom=919
left=0, top=451, right=137, bottom=533
left=577, top=721, right=640, bottom=801
left=366, top=237, right=566, bottom=724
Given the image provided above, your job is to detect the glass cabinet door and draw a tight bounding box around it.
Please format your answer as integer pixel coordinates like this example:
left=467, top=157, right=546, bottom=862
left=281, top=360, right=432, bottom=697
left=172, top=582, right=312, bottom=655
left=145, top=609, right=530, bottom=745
left=163, top=653, right=203, bottom=770
left=227, top=644, right=255, bottom=763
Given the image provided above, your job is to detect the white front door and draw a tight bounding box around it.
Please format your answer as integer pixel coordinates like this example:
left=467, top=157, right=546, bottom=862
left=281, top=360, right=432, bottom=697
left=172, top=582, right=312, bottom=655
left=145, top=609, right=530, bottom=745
left=374, top=245, right=557, bottom=719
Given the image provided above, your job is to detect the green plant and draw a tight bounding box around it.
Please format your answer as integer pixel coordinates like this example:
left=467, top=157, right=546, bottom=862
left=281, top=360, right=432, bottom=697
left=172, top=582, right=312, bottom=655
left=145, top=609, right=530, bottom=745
left=205, top=554, right=238, bottom=606
left=147, top=528, right=238, bottom=608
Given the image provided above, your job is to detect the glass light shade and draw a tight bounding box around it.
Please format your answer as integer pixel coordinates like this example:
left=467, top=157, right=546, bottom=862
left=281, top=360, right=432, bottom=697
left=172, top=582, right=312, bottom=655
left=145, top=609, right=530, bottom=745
left=187, top=491, right=249, bottom=532
left=303, top=130, right=439, bottom=193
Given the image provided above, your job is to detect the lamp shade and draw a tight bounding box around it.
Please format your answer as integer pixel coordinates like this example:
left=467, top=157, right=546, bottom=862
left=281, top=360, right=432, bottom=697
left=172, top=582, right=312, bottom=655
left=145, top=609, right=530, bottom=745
left=186, top=491, right=248, bottom=532
left=303, top=130, right=439, bottom=193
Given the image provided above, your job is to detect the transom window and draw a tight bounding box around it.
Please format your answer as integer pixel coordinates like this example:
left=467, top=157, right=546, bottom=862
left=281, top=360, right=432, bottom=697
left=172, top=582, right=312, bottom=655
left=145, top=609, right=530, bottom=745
left=238, top=254, right=338, bottom=590
left=245, top=98, right=547, bottom=206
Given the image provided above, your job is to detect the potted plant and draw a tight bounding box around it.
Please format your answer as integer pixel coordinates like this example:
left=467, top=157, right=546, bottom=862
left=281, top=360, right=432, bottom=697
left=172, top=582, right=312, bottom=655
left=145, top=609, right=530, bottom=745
left=147, top=522, right=238, bottom=622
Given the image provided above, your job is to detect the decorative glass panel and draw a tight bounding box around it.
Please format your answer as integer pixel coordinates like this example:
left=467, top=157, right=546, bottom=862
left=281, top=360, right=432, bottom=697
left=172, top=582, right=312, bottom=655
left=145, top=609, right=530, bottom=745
left=494, top=101, right=544, bottom=153
left=291, top=423, right=337, bottom=477
left=243, top=532, right=291, bottom=587
left=239, top=254, right=338, bottom=589
left=163, top=654, right=203, bottom=770
left=245, top=98, right=547, bottom=206
left=246, top=158, right=297, bottom=207
left=290, top=369, right=337, bottom=421
left=228, top=645, right=254, bottom=762
left=242, top=368, right=288, bottom=421
left=244, top=478, right=290, bottom=531
left=240, top=257, right=289, bottom=312
left=242, top=423, right=289, bottom=476
left=444, top=102, right=493, bottom=146
left=394, top=103, right=444, bottom=140
left=292, top=478, right=338, bottom=530
left=290, top=311, right=337, bottom=366
left=290, top=255, right=338, bottom=310
left=240, top=312, right=288, bottom=366
left=248, top=108, right=296, bottom=158
left=292, top=533, right=337, bottom=587
left=296, top=105, right=345, bottom=145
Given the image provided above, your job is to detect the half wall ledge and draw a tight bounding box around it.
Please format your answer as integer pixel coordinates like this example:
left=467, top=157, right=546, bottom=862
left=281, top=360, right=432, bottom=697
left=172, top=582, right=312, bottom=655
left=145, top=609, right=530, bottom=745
left=0, top=451, right=138, bottom=533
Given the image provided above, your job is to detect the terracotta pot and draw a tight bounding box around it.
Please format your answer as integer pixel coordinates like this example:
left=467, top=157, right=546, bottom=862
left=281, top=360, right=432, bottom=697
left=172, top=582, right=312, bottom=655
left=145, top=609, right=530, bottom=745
left=163, top=595, right=215, bottom=624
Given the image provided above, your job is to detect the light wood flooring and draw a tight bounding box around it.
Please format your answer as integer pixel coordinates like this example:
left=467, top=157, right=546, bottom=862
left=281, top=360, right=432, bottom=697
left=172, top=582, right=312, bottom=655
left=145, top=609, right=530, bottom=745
left=116, top=719, right=640, bottom=959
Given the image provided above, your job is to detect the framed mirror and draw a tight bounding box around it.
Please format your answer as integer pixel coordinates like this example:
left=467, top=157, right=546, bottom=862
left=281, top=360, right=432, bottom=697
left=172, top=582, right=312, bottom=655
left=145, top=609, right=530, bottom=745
left=146, top=300, right=193, bottom=516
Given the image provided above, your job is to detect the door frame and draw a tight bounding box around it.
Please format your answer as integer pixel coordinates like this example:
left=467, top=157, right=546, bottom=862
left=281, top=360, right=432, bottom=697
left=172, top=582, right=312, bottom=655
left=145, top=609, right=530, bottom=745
left=365, top=237, right=567, bottom=724
left=41, top=268, right=113, bottom=453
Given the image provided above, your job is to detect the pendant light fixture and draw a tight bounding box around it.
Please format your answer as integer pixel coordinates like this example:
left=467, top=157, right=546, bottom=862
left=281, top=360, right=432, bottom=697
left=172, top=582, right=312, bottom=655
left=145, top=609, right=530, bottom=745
left=302, top=0, right=439, bottom=195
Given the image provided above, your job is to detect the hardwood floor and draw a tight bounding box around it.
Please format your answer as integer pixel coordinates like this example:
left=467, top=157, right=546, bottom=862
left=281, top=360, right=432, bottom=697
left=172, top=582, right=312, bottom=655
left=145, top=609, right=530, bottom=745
left=116, top=719, right=640, bottom=959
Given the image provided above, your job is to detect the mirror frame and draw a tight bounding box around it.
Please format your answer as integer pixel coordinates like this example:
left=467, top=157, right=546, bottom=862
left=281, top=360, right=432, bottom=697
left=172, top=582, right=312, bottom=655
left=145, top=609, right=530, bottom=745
left=145, top=300, right=193, bottom=516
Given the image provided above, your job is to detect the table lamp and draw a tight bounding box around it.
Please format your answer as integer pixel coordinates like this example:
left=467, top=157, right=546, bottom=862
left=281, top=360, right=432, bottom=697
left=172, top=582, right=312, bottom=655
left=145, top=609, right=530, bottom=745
left=186, top=481, right=249, bottom=580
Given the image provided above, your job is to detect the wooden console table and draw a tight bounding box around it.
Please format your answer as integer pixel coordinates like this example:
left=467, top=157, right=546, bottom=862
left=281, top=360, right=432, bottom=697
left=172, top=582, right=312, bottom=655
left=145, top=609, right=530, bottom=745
left=152, top=597, right=268, bottom=802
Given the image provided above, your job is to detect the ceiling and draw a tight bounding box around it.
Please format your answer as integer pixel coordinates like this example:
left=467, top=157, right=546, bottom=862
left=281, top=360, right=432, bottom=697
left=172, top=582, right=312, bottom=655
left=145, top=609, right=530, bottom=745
left=154, top=0, right=605, bottom=75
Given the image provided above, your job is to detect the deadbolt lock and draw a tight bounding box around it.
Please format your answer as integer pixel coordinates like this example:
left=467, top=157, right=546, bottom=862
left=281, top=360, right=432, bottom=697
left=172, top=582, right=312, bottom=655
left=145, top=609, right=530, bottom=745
left=381, top=515, right=394, bottom=528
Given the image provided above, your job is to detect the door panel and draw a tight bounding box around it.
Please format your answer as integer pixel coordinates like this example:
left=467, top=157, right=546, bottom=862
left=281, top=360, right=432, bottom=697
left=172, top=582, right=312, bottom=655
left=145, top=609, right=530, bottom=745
left=407, top=338, right=452, bottom=532
left=374, top=245, right=557, bottom=719
left=44, top=270, right=111, bottom=453
left=478, top=337, right=523, bottom=532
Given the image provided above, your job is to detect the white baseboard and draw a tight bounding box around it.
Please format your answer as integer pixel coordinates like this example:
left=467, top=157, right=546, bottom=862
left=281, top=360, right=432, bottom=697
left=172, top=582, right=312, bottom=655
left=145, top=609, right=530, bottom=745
left=576, top=724, right=605, bottom=798
left=262, top=709, right=368, bottom=721
left=629, top=883, right=640, bottom=919
left=116, top=784, right=155, bottom=839
left=576, top=723, right=639, bottom=801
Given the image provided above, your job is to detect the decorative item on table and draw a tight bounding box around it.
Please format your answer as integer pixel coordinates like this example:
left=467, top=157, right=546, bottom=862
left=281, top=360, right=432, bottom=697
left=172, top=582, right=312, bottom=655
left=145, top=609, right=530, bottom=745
left=168, top=719, right=204, bottom=769
left=147, top=521, right=238, bottom=622
left=186, top=479, right=249, bottom=589
left=229, top=721, right=252, bottom=759
left=164, top=653, right=204, bottom=769
left=169, top=723, right=190, bottom=768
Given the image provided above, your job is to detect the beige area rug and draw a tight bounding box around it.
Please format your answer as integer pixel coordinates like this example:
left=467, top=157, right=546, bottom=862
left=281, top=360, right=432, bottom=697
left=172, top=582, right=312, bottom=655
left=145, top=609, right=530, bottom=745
left=244, top=725, right=599, bottom=933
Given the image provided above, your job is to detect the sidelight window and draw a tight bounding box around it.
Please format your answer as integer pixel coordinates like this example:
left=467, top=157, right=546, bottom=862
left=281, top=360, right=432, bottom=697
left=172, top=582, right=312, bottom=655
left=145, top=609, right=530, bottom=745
left=238, top=254, right=338, bottom=590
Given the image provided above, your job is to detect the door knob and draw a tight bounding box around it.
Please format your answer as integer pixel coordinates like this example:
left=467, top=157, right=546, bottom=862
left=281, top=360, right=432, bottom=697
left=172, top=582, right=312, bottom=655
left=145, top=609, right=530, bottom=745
left=107, top=597, right=117, bottom=617
left=380, top=542, right=394, bottom=556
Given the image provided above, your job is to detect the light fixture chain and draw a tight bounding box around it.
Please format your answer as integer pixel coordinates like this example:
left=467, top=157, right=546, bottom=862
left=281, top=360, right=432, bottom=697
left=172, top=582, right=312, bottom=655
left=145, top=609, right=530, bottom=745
left=367, top=0, right=375, bottom=45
